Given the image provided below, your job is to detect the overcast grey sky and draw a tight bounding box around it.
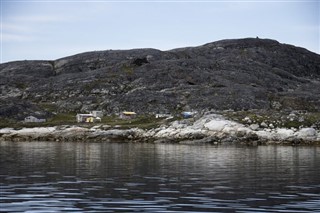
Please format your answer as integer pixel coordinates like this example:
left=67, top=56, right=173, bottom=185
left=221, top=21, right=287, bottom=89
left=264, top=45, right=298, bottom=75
left=1, top=0, right=319, bottom=63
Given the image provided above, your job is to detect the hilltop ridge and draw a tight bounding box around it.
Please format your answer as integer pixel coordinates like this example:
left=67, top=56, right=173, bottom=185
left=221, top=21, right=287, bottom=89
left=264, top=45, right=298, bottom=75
left=1, top=38, right=320, bottom=121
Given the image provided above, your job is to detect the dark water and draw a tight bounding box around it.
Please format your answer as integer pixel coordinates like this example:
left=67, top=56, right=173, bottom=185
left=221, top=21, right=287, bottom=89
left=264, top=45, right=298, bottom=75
left=0, top=141, right=319, bottom=212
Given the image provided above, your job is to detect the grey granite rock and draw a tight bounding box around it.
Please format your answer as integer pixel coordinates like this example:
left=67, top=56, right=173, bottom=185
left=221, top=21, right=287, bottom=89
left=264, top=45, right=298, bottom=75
left=1, top=38, right=319, bottom=120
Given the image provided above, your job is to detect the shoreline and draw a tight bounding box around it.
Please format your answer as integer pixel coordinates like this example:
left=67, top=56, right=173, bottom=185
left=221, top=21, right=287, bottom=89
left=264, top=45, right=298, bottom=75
left=1, top=113, right=319, bottom=145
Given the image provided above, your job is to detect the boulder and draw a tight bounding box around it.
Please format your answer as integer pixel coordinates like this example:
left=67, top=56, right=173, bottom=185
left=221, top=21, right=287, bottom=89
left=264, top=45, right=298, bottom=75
left=295, top=128, right=317, bottom=139
left=273, top=128, right=295, bottom=140
left=249, top=124, right=259, bottom=130
left=204, top=120, right=230, bottom=132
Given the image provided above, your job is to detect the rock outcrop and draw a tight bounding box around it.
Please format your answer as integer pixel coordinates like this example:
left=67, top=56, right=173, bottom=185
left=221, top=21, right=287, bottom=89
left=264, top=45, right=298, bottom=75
left=1, top=113, right=319, bottom=145
left=1, top=38, right=320, bottom=121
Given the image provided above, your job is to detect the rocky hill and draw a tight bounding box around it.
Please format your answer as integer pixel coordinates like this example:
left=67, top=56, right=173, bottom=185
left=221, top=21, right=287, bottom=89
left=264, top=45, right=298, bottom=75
left=1, top=38, right=320, bottom=121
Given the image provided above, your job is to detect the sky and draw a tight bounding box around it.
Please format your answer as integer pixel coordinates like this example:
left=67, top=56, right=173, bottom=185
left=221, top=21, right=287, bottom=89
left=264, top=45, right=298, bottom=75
left=0, top=0, right=319, bottom=63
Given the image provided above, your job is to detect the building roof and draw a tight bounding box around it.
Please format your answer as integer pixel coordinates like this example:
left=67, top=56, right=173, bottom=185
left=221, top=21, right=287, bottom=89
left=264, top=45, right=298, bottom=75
left=182, top=112, right=193, bottom=115
left=77, top=114, right=93, bottom=116
left=25, top=115, right=46, bottom=119
left=25, top=115, right=37, bottom=119
left=122, top=111, right=136, bottom=115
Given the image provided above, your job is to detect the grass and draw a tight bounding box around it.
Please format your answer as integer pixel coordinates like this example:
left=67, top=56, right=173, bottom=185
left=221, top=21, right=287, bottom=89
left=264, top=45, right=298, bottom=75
left=3, top=110, right=319, bottom=130
left=39, top=102, right=58, bottom=112
left=101, top=115, right=167, bottom=129
left=0, top=119, right=17, bottom=129
left=0, top=113, right=77, bottom=129
left=46, top=113, right=77, bottom=126
left=0, top=113, right=169, bottom=130
left=222, top=110, right=320, bottom=129
left=122, top=64, right=134, bottom=75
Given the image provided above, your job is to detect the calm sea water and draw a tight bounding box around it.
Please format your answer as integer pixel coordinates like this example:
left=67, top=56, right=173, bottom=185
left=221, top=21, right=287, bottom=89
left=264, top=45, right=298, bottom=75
left=0, top=141, right=319, bottom=212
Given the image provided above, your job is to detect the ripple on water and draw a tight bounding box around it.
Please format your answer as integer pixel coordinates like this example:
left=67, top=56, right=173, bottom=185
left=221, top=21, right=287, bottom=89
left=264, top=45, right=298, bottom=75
left=1, top=143, right=320, bottom=212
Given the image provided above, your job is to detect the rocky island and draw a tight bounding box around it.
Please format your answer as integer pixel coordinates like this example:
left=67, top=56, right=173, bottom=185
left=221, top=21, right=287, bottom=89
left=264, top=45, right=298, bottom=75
left=0, top=38, right=319, bottom=144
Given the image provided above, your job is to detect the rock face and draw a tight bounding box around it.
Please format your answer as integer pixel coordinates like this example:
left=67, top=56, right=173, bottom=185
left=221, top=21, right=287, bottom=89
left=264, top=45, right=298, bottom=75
left=1, top=38, right=320, bottom=120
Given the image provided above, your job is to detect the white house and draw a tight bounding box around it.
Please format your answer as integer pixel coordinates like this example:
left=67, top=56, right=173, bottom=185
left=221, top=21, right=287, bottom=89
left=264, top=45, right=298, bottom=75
left=120, top=111, right=137, bottom=119
left=76, top=114, right=94, bottom=123
left=90, top=111, right=103, bottom=118
left=24, top=116, right=46, bottom=123
left=76, top=112, right=103, bottom=123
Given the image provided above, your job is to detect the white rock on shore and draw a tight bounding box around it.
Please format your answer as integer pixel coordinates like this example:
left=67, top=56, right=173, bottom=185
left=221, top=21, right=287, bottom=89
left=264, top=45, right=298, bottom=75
left=149, top=113, right=319, bottom=143
left=295, top=128, right=317, bottom=140
left=0, top=114, right=319, bottom=143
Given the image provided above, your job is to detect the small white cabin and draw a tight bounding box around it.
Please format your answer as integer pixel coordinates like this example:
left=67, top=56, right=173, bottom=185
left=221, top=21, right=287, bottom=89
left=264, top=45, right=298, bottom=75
left=120, top=111, right=137, bottom=119
left=24, top=116, right=46, bottom=123
left=90, top=111, right=103, bottom=118
left=76, top=114, right=94, bottom=123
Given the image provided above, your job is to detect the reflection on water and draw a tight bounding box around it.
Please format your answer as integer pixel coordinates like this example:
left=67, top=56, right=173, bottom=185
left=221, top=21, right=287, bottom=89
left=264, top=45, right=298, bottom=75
left=0, top=141, right=320, bottom=212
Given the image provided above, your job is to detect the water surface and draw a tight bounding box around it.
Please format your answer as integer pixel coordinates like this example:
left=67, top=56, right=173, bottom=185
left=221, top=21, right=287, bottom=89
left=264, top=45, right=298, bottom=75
left=0, top=141, right=319, bottom=212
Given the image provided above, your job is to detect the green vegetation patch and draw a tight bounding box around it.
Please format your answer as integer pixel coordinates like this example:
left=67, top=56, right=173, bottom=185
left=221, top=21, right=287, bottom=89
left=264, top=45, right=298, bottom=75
left=47, top=112, right=77, bottom=126
left=101, top=115, right=166, bottom=130
left=0, top=112, right=170, bottom=130
left=222, top=110, right=320, bottom=129
left=39, top=102, right=58, bottom=112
